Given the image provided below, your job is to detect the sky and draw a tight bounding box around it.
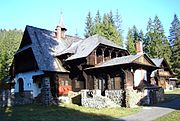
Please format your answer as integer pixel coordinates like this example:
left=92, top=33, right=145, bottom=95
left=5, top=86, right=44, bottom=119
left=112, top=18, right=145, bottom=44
left=0, top=0, right=180, bottom=39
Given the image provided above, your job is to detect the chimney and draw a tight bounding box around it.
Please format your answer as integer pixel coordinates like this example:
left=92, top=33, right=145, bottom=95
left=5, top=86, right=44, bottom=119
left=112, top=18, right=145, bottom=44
left=136, top=40, right=143, bottom=54
left=55, top=14, right=67, bottom=40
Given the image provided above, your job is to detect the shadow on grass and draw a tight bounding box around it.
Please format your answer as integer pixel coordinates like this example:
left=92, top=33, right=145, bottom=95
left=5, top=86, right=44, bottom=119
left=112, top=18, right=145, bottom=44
left=0, top=104, right=126, bottom=121
left=151, top=93, right=180, bottom=110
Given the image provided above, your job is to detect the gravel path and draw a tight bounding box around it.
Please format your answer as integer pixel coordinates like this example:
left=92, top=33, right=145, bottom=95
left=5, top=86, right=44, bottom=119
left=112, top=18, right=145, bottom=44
left=111, top=97, right=180, bottom=121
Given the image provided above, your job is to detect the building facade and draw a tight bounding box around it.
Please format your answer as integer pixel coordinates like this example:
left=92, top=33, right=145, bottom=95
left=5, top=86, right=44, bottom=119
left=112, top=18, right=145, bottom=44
left=10, top=17, right=164, bottom=107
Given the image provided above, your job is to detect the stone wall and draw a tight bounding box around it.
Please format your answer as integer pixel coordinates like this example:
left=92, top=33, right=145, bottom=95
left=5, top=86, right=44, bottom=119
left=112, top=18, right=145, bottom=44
left=105, top=90, right=124, bottom=106
left=125, top=87, right=165, bottom=108
left=0, top=90, right=33, bottom=107
left=81, top=89, right=121, bottom=108
left=126, top=88, right=145, bottom=108
left=156, top=88, right=164, bottom=102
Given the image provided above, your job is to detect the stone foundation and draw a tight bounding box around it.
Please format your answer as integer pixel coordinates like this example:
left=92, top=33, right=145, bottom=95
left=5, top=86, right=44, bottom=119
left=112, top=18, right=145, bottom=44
left=105, top=90, right=124, bottom=106
left=126, top=87, right=164, bottom=108
left=126, top=88, right=144, bottom=108
left=81, top=89, right=122, bottom=108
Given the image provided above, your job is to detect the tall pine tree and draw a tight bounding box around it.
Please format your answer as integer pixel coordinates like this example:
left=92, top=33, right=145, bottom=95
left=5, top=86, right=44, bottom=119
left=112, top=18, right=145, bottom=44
left=84, top=11, right=94, bottom=38
left=126, top=28, right=136, bottom=54
left=169, top=14, right=180, bottom=83
left=144, top=15, right=171, bottom=64
left=84, top=10, right=124, bottom=47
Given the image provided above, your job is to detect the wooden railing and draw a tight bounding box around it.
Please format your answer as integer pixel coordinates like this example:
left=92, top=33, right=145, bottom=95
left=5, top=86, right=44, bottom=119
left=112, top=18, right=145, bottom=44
left=157, top=70, right=170, bottom=77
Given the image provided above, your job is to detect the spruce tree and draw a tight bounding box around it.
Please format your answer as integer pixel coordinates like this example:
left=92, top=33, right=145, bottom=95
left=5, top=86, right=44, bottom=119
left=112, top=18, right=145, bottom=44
left=93, top=10, right=102, bottom=35
left=0, top=29, right=22, bottom=81
left=132, top=25, right=139, bottom=43
left=84, top=10, right=124, bottom=47
left=126, top=28, right=136, bottom=54
left=144, top=15, right=171, bottom=64
left=169, top=14, right=180, bottom=83
left=84, top=11, right=94, bottom=38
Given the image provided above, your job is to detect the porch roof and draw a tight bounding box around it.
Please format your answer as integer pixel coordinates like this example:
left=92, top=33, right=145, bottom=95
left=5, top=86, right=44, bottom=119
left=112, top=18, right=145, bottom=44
left=85, top=53, right=158, bottom=70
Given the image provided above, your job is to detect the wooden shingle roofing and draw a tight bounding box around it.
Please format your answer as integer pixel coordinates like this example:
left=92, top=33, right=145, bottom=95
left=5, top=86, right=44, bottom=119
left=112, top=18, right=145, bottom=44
left=64, top=35, right=128, bottom=61
left=17, top=25, right=81, bottom=72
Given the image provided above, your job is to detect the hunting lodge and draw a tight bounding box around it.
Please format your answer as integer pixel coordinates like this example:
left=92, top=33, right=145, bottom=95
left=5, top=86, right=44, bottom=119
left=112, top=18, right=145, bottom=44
left=9, top=16, right=174, bottom=108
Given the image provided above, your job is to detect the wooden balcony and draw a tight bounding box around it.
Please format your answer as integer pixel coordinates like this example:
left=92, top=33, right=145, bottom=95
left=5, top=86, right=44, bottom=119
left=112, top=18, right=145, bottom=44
left=157, top=70, right=171, bottom=77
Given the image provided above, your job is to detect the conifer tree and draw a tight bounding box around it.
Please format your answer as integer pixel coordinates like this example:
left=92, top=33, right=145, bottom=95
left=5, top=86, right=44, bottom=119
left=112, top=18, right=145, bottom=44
left=126, top=28, right=136, bottom=54
left=132, top=25, right=139, bottom=43
left=144, top=15, right=172, bottom=64
left=84, top=11, right=94, bottom=38
left=169, top=14, right=180, bottom=83
left=0, top=29, right=22, bottom=81
left=84, top=10, right=124, bottom=47
left=93, top=10, right=102, bottom=35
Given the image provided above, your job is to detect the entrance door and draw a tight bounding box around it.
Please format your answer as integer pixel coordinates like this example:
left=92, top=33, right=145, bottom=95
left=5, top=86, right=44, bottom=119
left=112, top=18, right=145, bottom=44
left=18, top=78, right=24, bottom=96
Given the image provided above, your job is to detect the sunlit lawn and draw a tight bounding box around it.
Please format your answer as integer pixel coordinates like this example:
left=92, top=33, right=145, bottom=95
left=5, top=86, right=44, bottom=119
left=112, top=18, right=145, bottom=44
left=0, top=103, right=140, bottom=121
left=164, top=89, right=180, bottom=102
left=154, top=110, right=180, bottom=121
left=154, top=89, right=180, bottom=121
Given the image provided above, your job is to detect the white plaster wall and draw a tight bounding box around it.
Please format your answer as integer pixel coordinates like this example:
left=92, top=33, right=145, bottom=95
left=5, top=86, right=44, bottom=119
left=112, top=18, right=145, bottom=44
left=134, top=69, right=147, bottom=87
left=14, top=70, right=44, bottom=97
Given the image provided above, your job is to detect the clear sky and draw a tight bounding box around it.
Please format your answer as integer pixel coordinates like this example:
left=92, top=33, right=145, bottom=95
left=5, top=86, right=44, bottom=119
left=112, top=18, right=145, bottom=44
left=0, top=0, right=180, bottom=39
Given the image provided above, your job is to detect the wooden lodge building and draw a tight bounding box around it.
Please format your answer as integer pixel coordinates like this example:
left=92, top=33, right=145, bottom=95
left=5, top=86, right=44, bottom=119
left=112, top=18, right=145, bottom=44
left=151, top=58, right=176, bottom=90
left=10, top=17, right=164, bottom=107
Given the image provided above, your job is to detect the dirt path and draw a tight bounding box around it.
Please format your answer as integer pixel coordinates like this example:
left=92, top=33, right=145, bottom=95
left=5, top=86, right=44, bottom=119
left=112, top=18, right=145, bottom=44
left=111, top=97, right=180, bottom=121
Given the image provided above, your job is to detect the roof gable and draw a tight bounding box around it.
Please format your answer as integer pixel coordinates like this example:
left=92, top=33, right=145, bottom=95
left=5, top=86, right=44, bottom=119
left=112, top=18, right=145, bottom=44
left=133, top=54, right=155, bottom=66
left=151, top=58, right=173, bottom=74
left=15, top=25, right=82, bottom=72
left=19, top=28, right=32, bottom=49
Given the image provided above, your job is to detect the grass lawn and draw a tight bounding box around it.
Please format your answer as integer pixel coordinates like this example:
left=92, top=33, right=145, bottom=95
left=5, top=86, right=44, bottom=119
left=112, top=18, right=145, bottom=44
left=154, top=89, right=180, bottom=121
left=154, top=110, right=180, bottom=121
left=0, top=103, right=140, bottom=121
left=164, top=89, right=180, bottom=102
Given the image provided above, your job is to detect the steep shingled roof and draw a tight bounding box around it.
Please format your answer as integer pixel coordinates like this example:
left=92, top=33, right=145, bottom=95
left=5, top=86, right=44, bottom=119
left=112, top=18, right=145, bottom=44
left=16, top=25, right=82, bottom=72
left=64, top=35, right=128, bottom=61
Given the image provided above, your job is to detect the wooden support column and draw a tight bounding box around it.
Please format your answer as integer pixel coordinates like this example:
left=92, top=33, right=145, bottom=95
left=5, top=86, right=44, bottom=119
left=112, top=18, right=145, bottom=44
left=93, top=76, right=98, bottom=89
left=107, top=74, right=111, bottom=90
left=109, top=50, right=112, bottom=59
left=102, top=49, right=105, bottom=62
left=94, top=50, right=97, bottom=65
left=115, top=52, right=118, bottom=57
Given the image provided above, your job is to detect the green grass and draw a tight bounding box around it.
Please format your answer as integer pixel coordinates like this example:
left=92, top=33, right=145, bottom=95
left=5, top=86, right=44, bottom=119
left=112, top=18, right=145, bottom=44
left=154, top=89, right=180, bottom=121
left=154, top=110, right=180, bottom=121
left=0, top=103, right=140, bottom=121
left=164, top=89, right=180, bottom=102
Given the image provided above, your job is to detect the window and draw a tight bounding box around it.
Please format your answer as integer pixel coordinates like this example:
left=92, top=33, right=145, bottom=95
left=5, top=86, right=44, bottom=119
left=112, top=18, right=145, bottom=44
left=75, top=80, right=80, bottom=88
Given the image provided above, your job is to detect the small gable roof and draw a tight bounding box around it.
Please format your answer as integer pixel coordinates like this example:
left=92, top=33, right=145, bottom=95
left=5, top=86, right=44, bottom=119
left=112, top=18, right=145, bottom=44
left=86, top=53, right=156, bottom=69
left=64, top=35, right=128, bottom=61
left=151, top=58, right=173, bottom=75
left=151, top=58, right=164, bottom=67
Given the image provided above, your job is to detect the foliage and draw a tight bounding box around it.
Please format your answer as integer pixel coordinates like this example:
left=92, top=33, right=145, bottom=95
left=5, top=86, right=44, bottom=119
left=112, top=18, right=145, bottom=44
left=143, top=16, right=172, bottom=64
left=0, top=29, right=22, bottom=81
left=169, top=14, right=180, bottom=80
left=84, top=11, right=94, bottom=38
left=126, top=28, right=136, bottom=54
left=0, top=104, right=140, bottom=121
left=84, top=10, right=123, bottom=47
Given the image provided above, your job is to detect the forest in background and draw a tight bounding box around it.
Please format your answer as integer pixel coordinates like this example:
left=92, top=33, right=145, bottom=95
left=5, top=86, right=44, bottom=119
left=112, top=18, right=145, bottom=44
left=0, top=10, right=179, bottom=85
